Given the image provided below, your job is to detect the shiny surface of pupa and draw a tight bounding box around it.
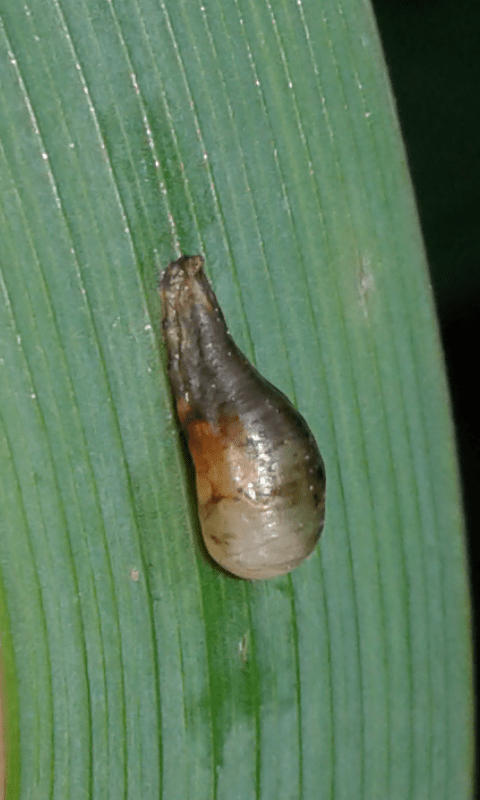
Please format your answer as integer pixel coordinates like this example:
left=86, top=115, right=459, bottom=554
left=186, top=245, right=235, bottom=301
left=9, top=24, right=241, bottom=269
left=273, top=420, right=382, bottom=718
left=160, top=255, right=326, bottom=580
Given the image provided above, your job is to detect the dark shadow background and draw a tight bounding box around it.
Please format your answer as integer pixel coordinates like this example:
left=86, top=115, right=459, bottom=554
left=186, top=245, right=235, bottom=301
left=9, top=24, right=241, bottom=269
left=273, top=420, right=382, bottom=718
left=372, top=0, right=478, bottom=792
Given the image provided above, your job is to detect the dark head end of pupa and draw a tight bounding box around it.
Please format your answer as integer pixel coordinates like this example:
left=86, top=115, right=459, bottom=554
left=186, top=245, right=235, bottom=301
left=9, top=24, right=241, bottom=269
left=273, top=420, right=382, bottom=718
left=160, top=254, right=205, bottom=293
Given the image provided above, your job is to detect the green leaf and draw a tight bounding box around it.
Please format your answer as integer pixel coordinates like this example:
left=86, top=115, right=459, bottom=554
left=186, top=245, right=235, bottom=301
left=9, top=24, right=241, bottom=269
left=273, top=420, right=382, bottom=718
left=0, top=0, right=472, bottom=798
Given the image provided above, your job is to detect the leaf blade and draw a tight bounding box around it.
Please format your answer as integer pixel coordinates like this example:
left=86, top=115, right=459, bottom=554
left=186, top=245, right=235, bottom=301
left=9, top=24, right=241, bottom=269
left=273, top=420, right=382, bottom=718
left=0, top=0, right=472, bottom=798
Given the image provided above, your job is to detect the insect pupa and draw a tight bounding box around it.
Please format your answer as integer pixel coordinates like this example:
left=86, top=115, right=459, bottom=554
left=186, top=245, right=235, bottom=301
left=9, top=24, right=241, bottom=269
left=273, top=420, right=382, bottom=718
left=160, top=255, right=326, bottom=580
